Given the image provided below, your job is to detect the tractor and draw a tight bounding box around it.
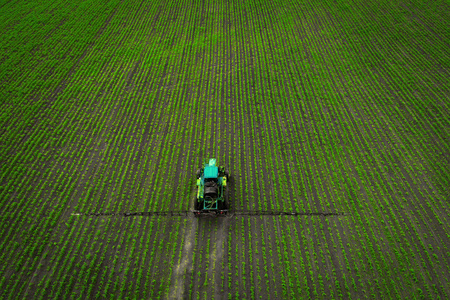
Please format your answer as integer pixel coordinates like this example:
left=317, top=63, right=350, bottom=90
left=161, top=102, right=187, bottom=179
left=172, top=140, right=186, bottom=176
left=194, top=158, right=228, bottom=216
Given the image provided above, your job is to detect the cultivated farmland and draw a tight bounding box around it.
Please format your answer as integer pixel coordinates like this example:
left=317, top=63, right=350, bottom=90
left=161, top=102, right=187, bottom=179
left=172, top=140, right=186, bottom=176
left=1, top=0, right=449, bottom=299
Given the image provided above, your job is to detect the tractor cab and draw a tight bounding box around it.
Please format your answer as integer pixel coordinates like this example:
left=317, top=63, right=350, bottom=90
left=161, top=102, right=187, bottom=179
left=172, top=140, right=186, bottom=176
left=194, top=159, right=228, bottom=216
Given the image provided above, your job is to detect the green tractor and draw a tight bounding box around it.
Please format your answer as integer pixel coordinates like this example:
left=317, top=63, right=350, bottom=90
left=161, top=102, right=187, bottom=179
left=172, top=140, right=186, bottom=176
left=194, top=158, right=229, bottom=216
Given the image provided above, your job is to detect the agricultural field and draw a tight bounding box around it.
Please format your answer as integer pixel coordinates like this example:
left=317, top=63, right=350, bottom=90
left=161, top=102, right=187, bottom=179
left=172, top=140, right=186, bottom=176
left=1, top=0, right=449, bottom=298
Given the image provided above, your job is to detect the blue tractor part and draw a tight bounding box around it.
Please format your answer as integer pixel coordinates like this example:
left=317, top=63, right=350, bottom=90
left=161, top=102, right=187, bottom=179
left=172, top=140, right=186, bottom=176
left=194, top=159, right=228, bottom=216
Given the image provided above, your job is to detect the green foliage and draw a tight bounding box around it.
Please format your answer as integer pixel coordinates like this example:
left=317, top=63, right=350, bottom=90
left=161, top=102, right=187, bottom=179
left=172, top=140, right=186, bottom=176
left=0, top=0, right=448, bottom=299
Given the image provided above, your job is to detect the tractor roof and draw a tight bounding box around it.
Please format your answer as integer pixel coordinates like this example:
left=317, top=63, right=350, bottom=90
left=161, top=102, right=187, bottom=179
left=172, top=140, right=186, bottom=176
left=204, top=166, right=218, bottom=178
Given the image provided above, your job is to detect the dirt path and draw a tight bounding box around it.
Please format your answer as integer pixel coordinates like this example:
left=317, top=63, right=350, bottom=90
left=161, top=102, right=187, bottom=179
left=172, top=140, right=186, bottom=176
left=212, top=216, right=231, bottom=298
left=169, top=191, right=198, bottom=300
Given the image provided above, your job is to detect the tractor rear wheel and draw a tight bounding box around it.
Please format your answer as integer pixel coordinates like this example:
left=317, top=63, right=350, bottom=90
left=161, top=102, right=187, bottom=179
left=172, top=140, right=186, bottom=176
left=195, top=198, right=202, bottom=210
left=224, top=197, right=229, bottom=210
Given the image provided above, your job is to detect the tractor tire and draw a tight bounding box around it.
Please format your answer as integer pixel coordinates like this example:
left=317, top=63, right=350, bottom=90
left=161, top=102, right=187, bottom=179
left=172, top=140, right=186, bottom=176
left=223, top=197, right=229, bottom=210
left=195, top=198, right=201, bottom=210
